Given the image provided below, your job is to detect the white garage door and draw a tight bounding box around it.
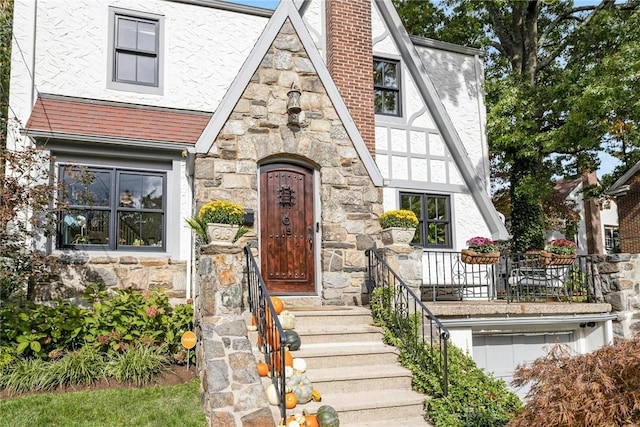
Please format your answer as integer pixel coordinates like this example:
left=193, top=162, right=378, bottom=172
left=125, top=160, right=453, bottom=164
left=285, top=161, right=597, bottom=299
left=472, top=332, right=573, bottom=398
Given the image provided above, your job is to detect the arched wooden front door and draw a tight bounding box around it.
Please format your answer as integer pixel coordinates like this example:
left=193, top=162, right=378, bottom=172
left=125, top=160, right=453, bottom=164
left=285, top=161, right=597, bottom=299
left=260, top=163, right=315, bottom=294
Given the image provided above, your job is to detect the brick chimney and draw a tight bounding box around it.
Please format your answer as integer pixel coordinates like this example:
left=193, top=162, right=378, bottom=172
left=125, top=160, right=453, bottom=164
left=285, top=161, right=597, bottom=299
left=325, top=0, right=375, bottom=156
left=582, top=171, right=604, bottom=254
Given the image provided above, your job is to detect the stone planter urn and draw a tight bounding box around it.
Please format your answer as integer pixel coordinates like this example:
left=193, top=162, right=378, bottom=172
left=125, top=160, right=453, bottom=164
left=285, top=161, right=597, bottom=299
left=380, top=227, right=416, bottom=245
left=206, top=223, right=239, bottom=245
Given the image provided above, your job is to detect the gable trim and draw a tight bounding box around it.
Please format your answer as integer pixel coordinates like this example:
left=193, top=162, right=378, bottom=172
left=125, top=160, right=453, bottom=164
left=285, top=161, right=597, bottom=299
left=194, top=0, right=383, bottom=186
left=606, top=161, right=640, bottom=196
left=375, top=0, right=509, bottom=240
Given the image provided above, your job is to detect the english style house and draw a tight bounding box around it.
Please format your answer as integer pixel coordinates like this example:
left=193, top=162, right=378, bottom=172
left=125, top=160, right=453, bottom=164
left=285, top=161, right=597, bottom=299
left=10, top=0, right=617, bottom=401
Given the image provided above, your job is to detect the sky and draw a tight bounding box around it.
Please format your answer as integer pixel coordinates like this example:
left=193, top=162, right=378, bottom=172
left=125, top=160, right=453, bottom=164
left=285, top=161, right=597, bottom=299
left=228, top=0, right=280, bottom=9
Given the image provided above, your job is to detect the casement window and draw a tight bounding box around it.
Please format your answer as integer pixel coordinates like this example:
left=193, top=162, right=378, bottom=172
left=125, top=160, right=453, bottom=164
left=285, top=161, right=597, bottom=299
left=374, top=58, right=401, bottom=116
left=58, top=165, right=165, bottom=251
left=400, top=192, right=451, bottom=248
left=108, top=8, right=163, bottom=94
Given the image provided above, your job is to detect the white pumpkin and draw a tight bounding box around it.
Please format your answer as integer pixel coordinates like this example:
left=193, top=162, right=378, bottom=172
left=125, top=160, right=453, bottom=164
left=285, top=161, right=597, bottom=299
left=292, top=357, right=307, bottom=374
left=278, top=310, right=296, bottom=330
left=287, top=422, right=300, bottom=427
left=285, top=365, right=294, bottom=378
left=265, top=383, right=280, bottom=406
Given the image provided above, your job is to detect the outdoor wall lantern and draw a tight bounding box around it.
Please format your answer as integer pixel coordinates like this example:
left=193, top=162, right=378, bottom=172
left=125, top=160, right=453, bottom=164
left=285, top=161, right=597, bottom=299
left=287, top=85, right=302, bottom=125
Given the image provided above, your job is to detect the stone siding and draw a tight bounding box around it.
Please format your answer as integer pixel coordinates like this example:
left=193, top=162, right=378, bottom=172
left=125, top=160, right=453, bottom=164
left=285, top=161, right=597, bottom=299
left=593, top=253, right=640, bottom=338
left=194, top=19, right=384, bottom=306
left=195, top=244, right=273, bottom=427
left=39, top=253, right=187, bottom=303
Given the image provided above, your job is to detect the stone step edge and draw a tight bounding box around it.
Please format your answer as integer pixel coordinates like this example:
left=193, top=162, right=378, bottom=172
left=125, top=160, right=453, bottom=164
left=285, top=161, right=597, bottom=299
left=345, top=416, right=431, bottom=427
left=297, top=389, right=427, bottom=412
left=291, top=341, right=399, bottom=355
left=305, top=363, right=411, bottom=382
left=294, top=325, right=382, bottom=335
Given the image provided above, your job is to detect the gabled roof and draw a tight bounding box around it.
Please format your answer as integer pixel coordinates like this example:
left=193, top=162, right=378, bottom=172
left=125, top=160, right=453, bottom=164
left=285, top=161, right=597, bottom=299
left=24, top=94, right=211, bottom=149
left=374, top=0, right=509, bottom=240
left=605, top=161, right=640, bottom=196
left=554, top=176, right=584, bottom=199
left=194, top=0, right=383, bottom=186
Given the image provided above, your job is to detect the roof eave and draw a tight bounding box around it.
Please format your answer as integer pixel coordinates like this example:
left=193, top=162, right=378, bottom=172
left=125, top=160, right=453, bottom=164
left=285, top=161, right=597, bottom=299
left=24, top=130, right=193, bottom=152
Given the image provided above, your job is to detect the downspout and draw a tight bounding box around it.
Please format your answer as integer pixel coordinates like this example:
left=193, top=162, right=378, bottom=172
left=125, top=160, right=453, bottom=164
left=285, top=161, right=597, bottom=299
left=185, top=149, right=196, bottom=303
left=30, top=0, right=37, bottom=107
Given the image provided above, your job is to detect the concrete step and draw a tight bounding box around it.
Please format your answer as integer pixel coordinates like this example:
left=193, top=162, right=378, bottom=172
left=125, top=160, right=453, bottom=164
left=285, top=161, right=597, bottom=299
left=295, top=389, right=427, bottom=425
left=296, top=324, right=383, bottom=344
left=306, top=363, right=412, bottom=394
left=347, top=416, right=432, bottom=427
left=252, top=305, right=432, bottom=426
left=291, top=342, right=399, bottom=368
left=286, top=306, right=374, bottom=329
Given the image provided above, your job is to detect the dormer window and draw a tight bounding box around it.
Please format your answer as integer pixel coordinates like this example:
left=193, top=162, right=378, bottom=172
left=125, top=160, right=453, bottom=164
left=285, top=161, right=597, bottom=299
left=374, top=58, right=401, bottom=116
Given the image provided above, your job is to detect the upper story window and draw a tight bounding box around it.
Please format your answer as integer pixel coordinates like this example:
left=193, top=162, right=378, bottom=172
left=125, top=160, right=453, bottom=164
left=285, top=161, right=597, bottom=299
left=115, top=15, right=158, bottom=85
left=58, top=165, right=166, bottom=251
left=604, top=225, right=620, bottom=253
left=108, top=8, right=164, bottom=94
left=400, top=192, right=451, bottom=248
left=374, top=58, right=401, bottom=116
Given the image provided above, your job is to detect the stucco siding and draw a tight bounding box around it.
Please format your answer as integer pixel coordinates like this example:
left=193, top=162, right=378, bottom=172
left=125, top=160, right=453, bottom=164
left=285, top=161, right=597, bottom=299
left=414, top=45, right=489, bottom=188
left=10, top=0, right=267, bottom=123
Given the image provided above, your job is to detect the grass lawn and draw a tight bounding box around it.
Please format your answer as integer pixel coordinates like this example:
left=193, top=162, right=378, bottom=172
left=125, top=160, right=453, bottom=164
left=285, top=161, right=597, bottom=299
left=0, top=379, right=206, bottom=427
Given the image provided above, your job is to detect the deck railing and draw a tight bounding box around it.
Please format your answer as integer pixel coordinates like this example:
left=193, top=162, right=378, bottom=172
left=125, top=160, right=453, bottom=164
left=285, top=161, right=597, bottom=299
left=366, top=248, right=450, bottom=396
left=421, top=251, right=598, bottom=303
left=245, top=246, right=287, bottom=421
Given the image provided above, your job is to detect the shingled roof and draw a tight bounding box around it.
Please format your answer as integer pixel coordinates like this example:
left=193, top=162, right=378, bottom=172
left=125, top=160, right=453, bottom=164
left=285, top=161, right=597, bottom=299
left=24, top=94, right=211, bottom=146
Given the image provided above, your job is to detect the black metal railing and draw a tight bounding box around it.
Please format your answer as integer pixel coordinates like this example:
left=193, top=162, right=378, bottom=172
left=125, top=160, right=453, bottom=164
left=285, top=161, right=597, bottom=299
left=422, top=251, right=497, bottom=301
left=420, top=251, right=599, bottom=304
left=366, top=248, right=450, bottom=396
left=245, top=246, right=287, bottom=421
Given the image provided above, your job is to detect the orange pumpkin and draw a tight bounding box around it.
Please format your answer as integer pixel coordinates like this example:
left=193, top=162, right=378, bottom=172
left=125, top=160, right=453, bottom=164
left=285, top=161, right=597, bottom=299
left=284, top=350, right=294, bottom=367
left=271, top=296, right=284, bottom=315
left=257, top=361, right=269, bottom=377
left=285, top=392, right=297, bottom=409
left=305, top=414, right=319, bottom=427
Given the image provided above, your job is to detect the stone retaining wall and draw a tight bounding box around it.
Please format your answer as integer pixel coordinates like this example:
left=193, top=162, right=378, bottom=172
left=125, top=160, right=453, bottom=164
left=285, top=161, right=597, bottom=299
left=37, top=253, right=187, bottom=304
left=593, top=253, right=640, bottom=338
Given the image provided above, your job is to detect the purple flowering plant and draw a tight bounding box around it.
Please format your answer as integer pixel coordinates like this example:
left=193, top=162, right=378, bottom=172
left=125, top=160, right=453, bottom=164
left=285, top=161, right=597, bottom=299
left=547, top=238, right=577, bottom=255
left=466, top=236, right=498, bottom=254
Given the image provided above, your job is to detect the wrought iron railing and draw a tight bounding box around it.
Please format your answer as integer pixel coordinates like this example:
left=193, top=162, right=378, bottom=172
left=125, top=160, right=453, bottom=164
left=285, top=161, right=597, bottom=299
left=420, top=251, right=599, bottom=303
left=245, top=246, right=287, bottom=421
left=366, top=248, right=450, bottom=396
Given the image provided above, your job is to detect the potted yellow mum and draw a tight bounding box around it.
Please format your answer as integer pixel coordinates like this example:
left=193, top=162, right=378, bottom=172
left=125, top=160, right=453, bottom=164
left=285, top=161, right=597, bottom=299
left=186, top=200, right=246, bottom=245
left=379, top=209, right=419, bottom=245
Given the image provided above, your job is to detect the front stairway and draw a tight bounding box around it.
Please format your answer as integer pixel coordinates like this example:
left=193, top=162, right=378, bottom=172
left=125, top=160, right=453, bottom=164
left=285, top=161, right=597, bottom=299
left=269, top=306, right=431, bottom=426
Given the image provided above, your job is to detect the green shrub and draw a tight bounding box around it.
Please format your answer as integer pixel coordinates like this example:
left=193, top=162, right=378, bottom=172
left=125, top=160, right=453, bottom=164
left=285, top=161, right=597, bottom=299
left=370, top=287, right=521, bottom=426
left=2, top=285, right=194, bottom=364
left=51, top=347, right=106, bottom=386
left=106, top=344, right=170, bottom=386
left=0, top=358, right=57, bottom=394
